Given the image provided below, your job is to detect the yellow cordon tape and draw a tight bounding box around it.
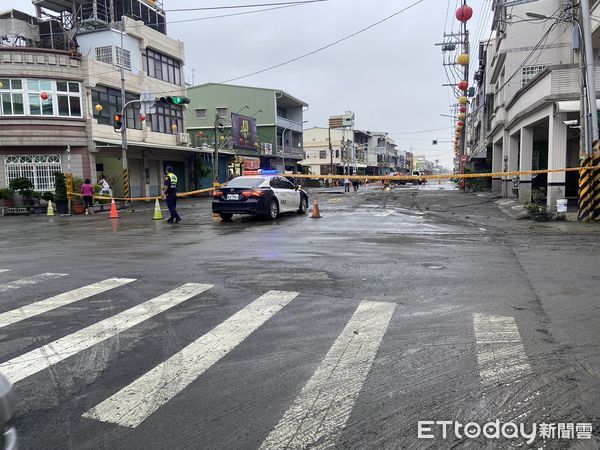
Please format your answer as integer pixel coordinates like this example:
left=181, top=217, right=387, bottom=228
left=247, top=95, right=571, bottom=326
left=285, top=166, right=600, bottom=182
left=66, top=166, right=600, bottom=202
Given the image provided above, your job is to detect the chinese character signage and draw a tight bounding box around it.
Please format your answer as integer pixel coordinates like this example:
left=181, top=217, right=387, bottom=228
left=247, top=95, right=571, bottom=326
left=231, top=113, right=257, bottom=152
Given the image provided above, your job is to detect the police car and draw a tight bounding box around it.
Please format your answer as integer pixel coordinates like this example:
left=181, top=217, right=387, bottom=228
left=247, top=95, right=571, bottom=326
left=212, top=170, right=309, bottom=220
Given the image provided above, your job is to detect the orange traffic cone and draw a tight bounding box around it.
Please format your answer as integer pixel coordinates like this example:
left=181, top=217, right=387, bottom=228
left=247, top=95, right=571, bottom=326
left=310, top=196, right=321, bottom=219
left=109, top=199, right=119, bottom=219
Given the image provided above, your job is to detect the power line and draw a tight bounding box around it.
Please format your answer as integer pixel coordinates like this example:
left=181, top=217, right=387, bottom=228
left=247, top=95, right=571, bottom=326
left=168, top=4, right=297, bottom=24
left=388, top=127, right=453, bottom=134
left=165, top=0, right=329, bottom=12
left=219, top=0, right=426, bottom=83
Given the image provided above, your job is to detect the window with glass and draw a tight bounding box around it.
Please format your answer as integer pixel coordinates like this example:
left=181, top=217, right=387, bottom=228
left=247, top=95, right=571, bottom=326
left=96, top=46, right=113, bottom=64
left=0, top=78, right=82, bottom=118
left=319, top=150, right=327, bottom=159
left=144, top=49, right=182, bottom=85
left=521, top=65, right=546, bottom=87
left=91, top=86, right=142, bottom=130
left=149, top=104, right=183, bottom=134
left=195, top=108, right=207, bottom=119
left=4, top=154, right=62, bottom=191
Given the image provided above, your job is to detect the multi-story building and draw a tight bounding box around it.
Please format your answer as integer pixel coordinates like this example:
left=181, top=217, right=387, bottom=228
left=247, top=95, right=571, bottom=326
left=299, top=127, right=368, bottom=176
left=367, top=132, right=397, bottom=175
left=467, top=38, right=494, bottom=175
left=484, top=0, right=582, bottom=209
left=185, top=83, right=307, bottom=182
left=1, top=1, right=193, bottom=198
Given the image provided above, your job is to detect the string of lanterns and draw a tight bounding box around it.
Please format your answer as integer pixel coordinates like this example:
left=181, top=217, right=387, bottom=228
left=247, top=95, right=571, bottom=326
left=452, top=2, right=472, bottom=160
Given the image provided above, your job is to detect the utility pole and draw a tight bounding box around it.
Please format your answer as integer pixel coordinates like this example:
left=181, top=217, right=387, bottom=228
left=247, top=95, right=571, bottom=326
left=580, top=0, right=598, bottom=154
left=460, top=2, right=469, bottom=190
left=213, top=113, right=219, bottom=186
left=328, top=126, right=333, bottom=184
left=119, top=17, right=129, bottom=200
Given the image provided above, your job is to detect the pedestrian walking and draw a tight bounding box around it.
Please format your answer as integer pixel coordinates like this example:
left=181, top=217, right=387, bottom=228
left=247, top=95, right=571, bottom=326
left=163, top=166, right=181, bottom=224
left=344, top=177, right=350, bottom=193
left=352, top=179, right=359, bottom=192
left=80, top=178, right=95, bottom=215
left=98, top=175, right=112, bottom=197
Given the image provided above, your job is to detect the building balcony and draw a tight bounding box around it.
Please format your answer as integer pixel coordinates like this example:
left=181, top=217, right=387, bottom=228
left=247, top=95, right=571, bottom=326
left=276, top=116, right=304, bottom=132
left=276, top=146, right=304, bottom=160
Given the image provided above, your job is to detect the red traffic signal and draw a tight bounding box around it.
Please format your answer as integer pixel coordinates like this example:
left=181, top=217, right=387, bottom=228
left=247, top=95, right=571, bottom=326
left=113, top=113, right=123, bottom=132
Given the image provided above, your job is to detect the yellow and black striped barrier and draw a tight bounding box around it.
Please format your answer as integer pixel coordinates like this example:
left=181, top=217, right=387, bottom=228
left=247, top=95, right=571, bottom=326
left=578, top=157, right=594, bottom=221
left=123, top=169, right=130, bottom=201
left=593, top=154, right=600, bottom=221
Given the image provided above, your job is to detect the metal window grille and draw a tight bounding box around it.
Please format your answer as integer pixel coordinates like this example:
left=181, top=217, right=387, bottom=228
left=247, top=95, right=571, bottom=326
left=521, top=65, right=546, bottom=87
left=116, top=47, right=131, bottom=70
left=216, top=108, right=228, bottom=118
left=4, top=154, right=62, bottom=191
left=96, top=46, right=113, bottom=64
left=195, top=108, right=207, bottom=119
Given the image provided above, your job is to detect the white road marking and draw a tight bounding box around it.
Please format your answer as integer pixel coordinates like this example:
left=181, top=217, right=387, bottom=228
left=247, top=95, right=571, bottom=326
left=0, top=278, right=136, bottom=329
left=83, top=290, right=299, bottom=428
left=0, top=283, right=212, bottom=384
left=0, top=273, right=67, bottom=293
left=260, top=300, right=396, bottom=450
left=473, top=313, right=532, bottom=386
left=0, top=269, right=10, bottom=274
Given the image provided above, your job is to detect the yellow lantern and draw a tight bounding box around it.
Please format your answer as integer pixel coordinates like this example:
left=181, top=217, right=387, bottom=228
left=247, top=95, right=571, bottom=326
left=0, top=81, right=3, bottom=88
left=458, top=96, right=468, bottom=105
left=171, top=124, right=178, bottom=131
left=219, top=135, right=225, bottom=142
left=458, top=112, right=466, bottom=120
left=457, top=53, right=470, bottom=65
left=95, top=104, right=103, bottom=112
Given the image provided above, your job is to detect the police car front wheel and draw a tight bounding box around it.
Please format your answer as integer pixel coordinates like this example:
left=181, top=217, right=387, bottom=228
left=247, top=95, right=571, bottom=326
left=297, top=196, right=308, bottom=214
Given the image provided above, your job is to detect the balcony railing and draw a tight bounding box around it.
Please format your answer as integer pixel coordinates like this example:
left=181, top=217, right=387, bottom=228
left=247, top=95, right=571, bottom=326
left=277, top=146, right=305, bottom=159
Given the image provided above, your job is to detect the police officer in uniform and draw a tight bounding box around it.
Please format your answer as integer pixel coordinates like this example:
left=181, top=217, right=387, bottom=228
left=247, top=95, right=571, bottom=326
left=163, top=166, right=182, bottom=223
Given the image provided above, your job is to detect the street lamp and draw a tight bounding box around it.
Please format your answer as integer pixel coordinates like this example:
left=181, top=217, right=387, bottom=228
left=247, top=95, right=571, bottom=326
left=281, top=120, right=308, bottom=173
left=236, top=105, right=250, bottom=114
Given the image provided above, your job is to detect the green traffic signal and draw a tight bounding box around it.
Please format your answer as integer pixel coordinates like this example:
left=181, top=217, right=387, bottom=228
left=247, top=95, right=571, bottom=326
left=171, top=96, right=190, bottom=105
left=158, top=96, right=191, bottom=105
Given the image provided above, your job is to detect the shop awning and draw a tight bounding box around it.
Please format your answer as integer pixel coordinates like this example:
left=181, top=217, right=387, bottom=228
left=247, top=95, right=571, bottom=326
left=93, top=138, right=235, bottom=155
left=556, top=99, right=600, bottom=112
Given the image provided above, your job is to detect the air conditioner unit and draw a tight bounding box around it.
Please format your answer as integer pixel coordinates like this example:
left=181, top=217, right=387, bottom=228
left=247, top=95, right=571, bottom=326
left=176, top=133, right=189, bottom=145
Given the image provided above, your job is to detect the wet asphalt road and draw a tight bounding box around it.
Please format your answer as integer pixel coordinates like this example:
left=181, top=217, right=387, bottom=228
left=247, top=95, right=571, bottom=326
left=1, top=182, right=599, bottom=449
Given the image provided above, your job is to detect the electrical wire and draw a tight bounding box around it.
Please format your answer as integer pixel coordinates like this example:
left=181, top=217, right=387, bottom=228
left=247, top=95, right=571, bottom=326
left=388, top=127, right=453, bottom=134
left=165, top=0, right=329, bottom=12
left=219, top=0, right=426, bottom=83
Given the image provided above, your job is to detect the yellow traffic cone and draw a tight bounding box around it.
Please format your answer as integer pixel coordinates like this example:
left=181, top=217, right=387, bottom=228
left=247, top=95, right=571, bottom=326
left=47, top=200, right=55, bottom=216
left=153, top=198, right=163, bottom=220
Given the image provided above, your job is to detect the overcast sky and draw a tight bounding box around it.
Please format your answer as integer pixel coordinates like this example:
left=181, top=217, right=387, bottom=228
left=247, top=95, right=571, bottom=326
left=6, top=0, right=492, bottom=169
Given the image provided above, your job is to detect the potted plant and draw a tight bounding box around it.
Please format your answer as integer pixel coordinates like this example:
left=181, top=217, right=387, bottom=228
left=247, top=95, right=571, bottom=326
left=0, top=188, right=14, bottom=208
left=30, top=191, right=46, bottom=214
left=54, top=172, right=69, bottom=215
left=8, top=177, right=34, bottom=207
left=71, top=177, right=86, bottom=214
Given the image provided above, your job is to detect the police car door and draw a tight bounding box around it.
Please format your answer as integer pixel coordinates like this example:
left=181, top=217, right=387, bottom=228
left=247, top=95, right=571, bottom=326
left=269, top=177, right=289, bottom=212
left=279, top=177, right=300, bottom=211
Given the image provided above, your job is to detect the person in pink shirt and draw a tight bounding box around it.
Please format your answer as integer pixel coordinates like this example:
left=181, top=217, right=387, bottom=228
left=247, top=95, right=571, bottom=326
left=80, top=178, right=95, bottom=215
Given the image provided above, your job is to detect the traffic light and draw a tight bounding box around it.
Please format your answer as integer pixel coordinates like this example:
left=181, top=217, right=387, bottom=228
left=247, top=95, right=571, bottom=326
left=113, top=113, right=123, bottom=132
left=158, top=96, right=190, bottom=105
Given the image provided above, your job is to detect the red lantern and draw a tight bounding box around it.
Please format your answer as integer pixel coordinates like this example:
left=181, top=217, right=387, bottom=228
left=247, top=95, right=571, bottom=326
left=197, top=131, right=205, bottom=137
left=140, top=114, right=146, bottom=122
left=40, top=92, right=49, bottom=100
left=457, top=121, right=465, bottom=127
left=459, top=106, right=467, bottom=113
left=456, top=5, right=473, bottom=22
left=458, top=80, right=468, bottom=91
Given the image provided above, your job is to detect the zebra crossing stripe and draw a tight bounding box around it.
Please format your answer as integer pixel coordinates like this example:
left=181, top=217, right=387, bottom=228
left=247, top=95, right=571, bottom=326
left=473, top=313, right=532, bottom=386
left=260, top=301, right=396, bottom=450
left=0, top=278, right=136, bottom=329
left=82, top=290, right=299, bottom=428
left=0, top=283, right=212, bottom=384
left=0, top=273, right=67, bottom=293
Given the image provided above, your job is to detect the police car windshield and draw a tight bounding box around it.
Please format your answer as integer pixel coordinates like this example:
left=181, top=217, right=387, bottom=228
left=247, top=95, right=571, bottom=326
left=226, top=177, right=265, bottom=188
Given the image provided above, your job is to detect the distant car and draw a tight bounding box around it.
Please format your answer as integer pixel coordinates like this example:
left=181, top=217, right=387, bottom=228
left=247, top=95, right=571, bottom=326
left=0, top=373, right=17, bottom=450
left=412, top=170, right=427, bottom=185
left=212, top=170, right=309, bottom=220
